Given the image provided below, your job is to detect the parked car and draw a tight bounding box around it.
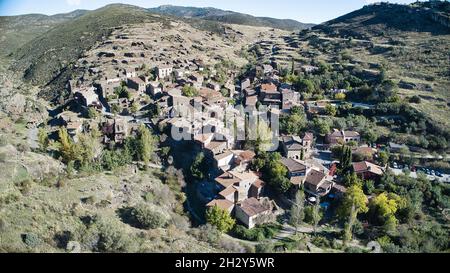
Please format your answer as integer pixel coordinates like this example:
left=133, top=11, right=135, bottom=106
left=436, top=171, right=443, bottom=177
left=393, top=162, right=398, bottom=169
left=431, top=170, right=436, bottom=176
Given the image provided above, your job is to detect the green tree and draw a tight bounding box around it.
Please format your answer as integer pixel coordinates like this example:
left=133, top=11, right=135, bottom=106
left=295, top=78, right=315, bottom=93
left=58, top=127, right=79, bottom=163
left=182, top=85, right=199, bottom=97
left=280, top=110, right=306, bottom=135
left=131, top=203, right=167, bottom=229
left=130, top=101, right=139, bottom=114
left=378, top=150, right=390, bottom=166
left=37, top=127, right=49, bottom=152
left=206, top=205, right=235, bottom=233
left=340, top=145, right=353, bottom=174
left=78, top=129, right=103, bottom=167
left=325, top=104, right=337, bottom=117
left=369, top=192, right=406, bottom=233
left=338, top=184, right=368, bottom=245
left=312, top=197, right=322, bottom=235
left=87, top=108, right=98, bottom=119
left=290, top=188, right=305, bottom=234
left=136, top=124, right=155, bottom=166
left=342, top=172, right=362, bottom=187
left=191, top=152, right=206, bottom=180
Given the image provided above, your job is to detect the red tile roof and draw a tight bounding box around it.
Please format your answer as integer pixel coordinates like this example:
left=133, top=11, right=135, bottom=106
left=238, top=198, right=269, bottom=217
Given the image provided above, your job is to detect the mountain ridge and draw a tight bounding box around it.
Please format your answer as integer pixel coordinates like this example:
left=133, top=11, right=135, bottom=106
left=148, top=5, right=315, bottom=30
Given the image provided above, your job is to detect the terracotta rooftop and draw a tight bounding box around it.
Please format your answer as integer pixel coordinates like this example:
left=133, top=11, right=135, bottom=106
left=219, top=186, right=238, bottom=198
left=205, top=141, right=227, bottom=151
left=252, top=179, right=265, bottom=189
left=216, top=172, right=241, bottom=188
left=214, top=151, right=234, bottom=161
left=194, top=133, right=213, bottom=144
left=304, top=169, right=327, bottom=186
left=261, top=83, right=278, bottom=93
left=352, top=161, right=384, bottom=176
left=281, top=158, right=307, bottom=173
left=239, top=198, right=270, bottom=217
left=207, top=199, right=234, bottom=211
left=282, top=136, right=304, bottom=151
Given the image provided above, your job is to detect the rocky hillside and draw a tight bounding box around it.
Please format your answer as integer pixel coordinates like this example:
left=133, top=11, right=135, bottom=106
left=9, top=5, right=171, bottom=98
left=313, top=1, right=450, bottom=38
left=304, top=1, right=450, bottom=128
left=149, top=5, right=314, bottom=31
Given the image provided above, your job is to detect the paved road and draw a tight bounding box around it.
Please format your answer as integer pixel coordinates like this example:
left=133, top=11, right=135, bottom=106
left=390, top=167, right=450, bottom=183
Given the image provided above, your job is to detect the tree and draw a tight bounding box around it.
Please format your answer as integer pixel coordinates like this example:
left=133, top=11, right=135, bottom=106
left=182, top=85, right=199, bottom=97
left=190, top=152, right=206, bottom=180
left=95, top=217, right=131, bottom=253
left=206, top=205, right=235, bottom=233
left=136, top=124, right=156, bottom=166
left=290, top=188, right=305, bottom=234
left=295, top=78, right=315, bottom=93
left=148, top=103, right=161, bottom=119
left=369, top=192, right=406, bottom=233
left=78, top=128, right=103, bottom=167
left=87, top=108, right=98, bottom=119
left=335, top=93, right=346, bottom=100
left=340, top=145, right=353, bottom=174
left=130, top=102, right=139, bottom=114
left=378, top=150, right=390, bottom=166
left=131, top=203, right=167, bottom=229
left=312, top=197, right=322, bottom=235
left=325, top=104, right=337, bottom=117
left=58, top=127, right=79, bottom=163
left=342, top=172, right=362, bottom=187
left=264, top=153, right=291, bottom=193
left=338, top=184, right=368, bottom=245
left=280, top=109, right=306, bottom=135
left=362, top=129, right=378, bottom=145
left=37, top=127, right=49, bottom=152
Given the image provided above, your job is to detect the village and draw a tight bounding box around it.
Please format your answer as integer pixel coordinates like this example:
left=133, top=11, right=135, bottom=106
left=49, top=33, right=396, bottom=233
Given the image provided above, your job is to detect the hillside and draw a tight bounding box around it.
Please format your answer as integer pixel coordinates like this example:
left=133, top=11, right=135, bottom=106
left=0, top=10, right=88, bottom=58
left=148, top=5, right=314, bottom=31
left=294, top=1, right=450, bottom=145
left=313, top=1, right=450, bottom=38
left=9, top=4, right=172, bottom=101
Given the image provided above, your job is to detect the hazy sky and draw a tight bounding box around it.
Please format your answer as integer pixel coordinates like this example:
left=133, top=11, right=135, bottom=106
left=0, top=0, right=420, bottom=23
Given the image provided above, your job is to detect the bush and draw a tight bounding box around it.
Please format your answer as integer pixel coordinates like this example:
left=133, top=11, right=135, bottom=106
left=22, top=233, right=41, bottom=248
left=131, top=203, right=167, bottom=229
left=311, top=236, right=331, bottom=248
left=231, top=223, right=281, bottom=242
left=191, top=224, right=221, bottom=246
left=95, top=217, right=131, bottom=253
left=409, top=96, right=421, bottom=104
left=255, top=242, right=275, bottom=253
left=232, top=225, right=265, bottom=241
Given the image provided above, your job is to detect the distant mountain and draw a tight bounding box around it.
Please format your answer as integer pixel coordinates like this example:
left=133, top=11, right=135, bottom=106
left=313, top=1, right=450, bottom=39
left=0, top=10, right=89, bottom=57
left=148, top=5, right=314, bottom=31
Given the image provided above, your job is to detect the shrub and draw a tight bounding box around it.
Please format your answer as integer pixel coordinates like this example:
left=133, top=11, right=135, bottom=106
left=131, top=203, right=167, bottom=229
left=95, top=217, right=131, bottom=253
left=409, top=96, right=421, bottom=104
left=255, top=242, right=275, bottom=253
left=191, top=224, right=221, bottom=246
left=311, top=236, right=331, bottom=248
left=232, top=225, right=265, bottom=241
left=22, top=233, right=41, bottom=248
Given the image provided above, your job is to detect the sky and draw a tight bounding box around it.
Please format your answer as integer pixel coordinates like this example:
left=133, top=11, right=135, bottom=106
left=0, top=0, right=420, bottom=24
